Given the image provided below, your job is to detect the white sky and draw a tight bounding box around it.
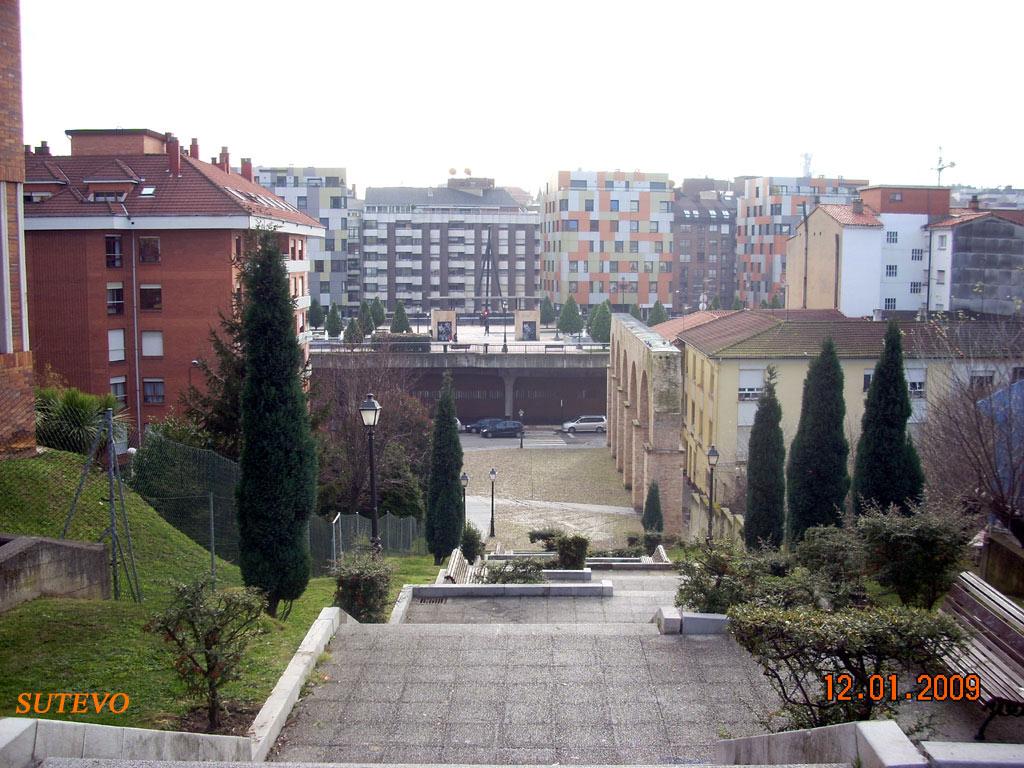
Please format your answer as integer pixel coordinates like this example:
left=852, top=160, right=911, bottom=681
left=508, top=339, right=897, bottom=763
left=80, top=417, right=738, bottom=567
left=21, top=0, right=1024, bottom=194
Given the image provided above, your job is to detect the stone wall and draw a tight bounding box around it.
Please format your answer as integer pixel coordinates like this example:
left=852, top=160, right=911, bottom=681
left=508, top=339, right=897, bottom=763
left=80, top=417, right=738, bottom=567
left=0, top=351, right=34, bottom=456
left=0, top=534, right=110, bottom=613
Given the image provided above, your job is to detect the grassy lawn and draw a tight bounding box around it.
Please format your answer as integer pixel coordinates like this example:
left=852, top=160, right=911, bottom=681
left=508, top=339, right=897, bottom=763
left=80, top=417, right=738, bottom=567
left=461, top=447, right=630, bottom=507
left=0, top=450, right=436, bottom=729
left=387, top=553, right=439, bottom=603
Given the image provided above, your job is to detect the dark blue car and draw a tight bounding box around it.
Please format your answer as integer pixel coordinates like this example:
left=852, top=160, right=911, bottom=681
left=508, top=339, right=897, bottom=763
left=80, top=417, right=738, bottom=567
left=467, top=417, right=504, bottom=434
left=480, top=420, right=524, bottom=438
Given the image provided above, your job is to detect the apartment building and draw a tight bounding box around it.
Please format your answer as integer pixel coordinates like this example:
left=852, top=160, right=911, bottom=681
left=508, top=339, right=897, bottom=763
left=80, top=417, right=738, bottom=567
left=539, top=170, right=675, bottom=313
left=0, top=0, right=34, bottom=455
left=735, top=175, right=867, bottom=307
left=673, top=182, right=738, bottom=310
left=257, top=166, right=363, bottom=312
left=23, top=129, right=323, bottom=435
left=361, top=177, right=539, bottom=313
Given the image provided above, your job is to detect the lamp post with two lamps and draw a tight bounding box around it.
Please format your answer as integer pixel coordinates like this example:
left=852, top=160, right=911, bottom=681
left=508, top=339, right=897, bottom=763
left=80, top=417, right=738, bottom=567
left=359, top=393, right=383, bottom=554
left=706, top=444, right=719, bottom=543
left=488, top=467, right=497, bottom=538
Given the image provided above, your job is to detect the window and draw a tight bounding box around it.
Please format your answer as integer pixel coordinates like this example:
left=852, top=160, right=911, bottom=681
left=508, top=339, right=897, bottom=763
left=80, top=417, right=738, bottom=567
left=649, top=221, right=659, bottom=233
left=630, top=220, right=639, bottom=232
left=863, top=371, right=873, bottom=392
left=584, top=199, right=594, bottom=212
left=655, top=241, right=664, bottom=254
left=910, top=281, right=922, bottom=294
left=610, top=200, right=620, bottom=212
left=614, top=241, right=624, bottom=253
left=884, top=298, right=897, bottom=310
left=559, top=198, right=569, bottom=211
left=604, top=180, right=614, bottom=190
left=139, top=285, right=162, bottom=311
left=569, top=179, right=587, bottom=190
left=143, top=379, right=165, bottom=404
left=629, top=200, right=639, bottom=213
left=589, top=220, right=599, bottom=232
left=329, top=196, right=343, bottom=208
left=970, top=373, right=994, bottom=390
left=108, top=329, right=125, bottom=362
left=105, top=236, right=122, bottom=268
left=565, top=220, right=578, bottom=232
left=109, top=376, right=127, bottom=404
left=770, top=203, right=782, bottom=216
left=568, top=281, right=578, bottom=293
left=889, top=192, right=903, bottom=202
left=938, top=234, right=948, bottom=249
left=106, top=283, right=124, bottom=315
left=886, top=265, right=898, bottom=277
left=588, top=241, right=595, bottom=252
left=141, top=331, right=164, bottom=357
left=92, top=191, right=123, bottom=203
left=629, top=241, right=639, bottom=253
left=886, top=231, right=898, bottom=244
left=936, top=269, right=946, bottom=285
left=629, top=261, right=639, bottom=272
left=643, top=262, right=654, bottom=273
left=660, top=201, right=672, bottom=213
left=911, top=248, right=924, bottom=261
left=140, top=185, right=155, bottom=197
left=325, top=176, right=340, bottom=187
left=908, top=380, right=925, bottom=399
left=139, top=237, right=161, bottom=263
left=659, top=262, right=673, bottom=273
left=569, top=261, right=579, bottom=273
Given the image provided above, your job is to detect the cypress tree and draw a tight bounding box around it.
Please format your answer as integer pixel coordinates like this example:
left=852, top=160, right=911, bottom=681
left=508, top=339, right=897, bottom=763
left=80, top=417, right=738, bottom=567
left=732, top=296, right=743, bottom=310
left=390, top=300, right=412, bottom=333
left=540, top=296, right=556, bottom=327
left=325, top=303, right=341, bottom=338
left=589, top=302, right=612, bottom=343
left=370, top=297, right=386, bottom=328
left=358, top=299, right=375, bottom=337
left=642, top=482, right=664, bottom=532
left=342, top=317, right=361, bottom=347
left=629, top=304, right=643, bottom=320
left=709, top=296, right=721, bottom=310
left=786, top=337, right=850, bottom=542
left=236, top=230, right=317, bottom=617
left=769, top=294, right=783, bottom=309
left=557, top=296, right=583, bottom=336
left=647, top=300, right=669, bottom=326
left=745, top=366, right=785, bottom=548
left=308, top=297, right=325, bottom=329
left=426, top=372, right=465, bottom=565
left=852, top=321, right=924, bottom=515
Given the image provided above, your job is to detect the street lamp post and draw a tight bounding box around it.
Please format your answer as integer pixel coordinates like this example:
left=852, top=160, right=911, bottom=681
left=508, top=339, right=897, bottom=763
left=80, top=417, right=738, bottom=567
left=359, top=393, right=383, bottom=554
left=706, top=444, right=719, bottom=543
left=518, top=409, right=525, bottom=449
left=501, top=299, right=508, bottom=353
left=488, top=467, right=497, bottom=538
left=460, top=471, right=469, bottom=522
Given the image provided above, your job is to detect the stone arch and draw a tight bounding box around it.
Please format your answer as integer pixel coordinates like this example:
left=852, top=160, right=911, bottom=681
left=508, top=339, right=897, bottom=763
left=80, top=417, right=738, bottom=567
left=633, top=370, right=652, bottom=509
left=623, top=361, right=638, bottom=491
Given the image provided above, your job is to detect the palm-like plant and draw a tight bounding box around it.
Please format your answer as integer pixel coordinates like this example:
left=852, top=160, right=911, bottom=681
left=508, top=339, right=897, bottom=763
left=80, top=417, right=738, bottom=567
left=35, top=386, right=126, bottom=455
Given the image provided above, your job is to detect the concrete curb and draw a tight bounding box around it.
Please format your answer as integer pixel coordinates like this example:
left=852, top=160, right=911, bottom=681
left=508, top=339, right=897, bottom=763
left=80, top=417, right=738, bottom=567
left=410, top=580, right=613, bottom=598
left=389, top=584, right=414, bottom=624
left=541, top=567, right=592, bottom=581
left=681, top=611, right=729, bottom=634
left=653, top=606, right=682, bottom=634
left=248, top=606, right=346, bottom=762
left=0, top=718, right=251, bottom=768
left=717, top=719, right=926, bottom=767
left=922, top=740, right=1024, bottom=766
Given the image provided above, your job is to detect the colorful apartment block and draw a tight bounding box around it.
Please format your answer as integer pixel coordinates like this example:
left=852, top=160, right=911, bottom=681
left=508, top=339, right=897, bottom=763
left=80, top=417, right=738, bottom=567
left=23, top=129, right=323, bottom=436
left=735, top=175, right=867, bottom=307
left=539, top=170, right=675, bottom=313
left=257, top=166, right=363, bottom=313
left=0, top=0, right=34, bottom=455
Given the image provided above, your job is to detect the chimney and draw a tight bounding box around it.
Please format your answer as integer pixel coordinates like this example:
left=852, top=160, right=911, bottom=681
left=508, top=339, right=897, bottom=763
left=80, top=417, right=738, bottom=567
left=24, top=144, right=31, bottom=155
left=241, top=158, right=253, bottom=182
left=969, top=194, right=980, bottom=211
left=166, top=134, right=180, bottom=176
left=189, top=137, right=199, bottom=159
left=35, top=141, right=50, bottom=156
left=219, top=146, right=230, bottom=173
left=851, top=198, right=864, bottom=215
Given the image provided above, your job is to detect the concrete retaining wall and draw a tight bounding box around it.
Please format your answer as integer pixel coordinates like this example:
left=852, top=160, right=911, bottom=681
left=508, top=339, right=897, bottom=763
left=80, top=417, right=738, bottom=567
left=980, top=532, right=1024, bottom=597
left=411, top=581, right=612, bottom=598
left=0, top=534, right=110, bottom=614
left=0, top=718, right=251, bottom=768
left=717, top=719, right=926, bottom=767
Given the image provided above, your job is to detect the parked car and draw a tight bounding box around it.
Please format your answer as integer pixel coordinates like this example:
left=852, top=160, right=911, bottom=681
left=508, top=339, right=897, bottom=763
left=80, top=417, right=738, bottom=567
left=466, top=417, right=504, bottom=434
left=562, top=415, right=607, bottom=434
left=480, top=420, right=524, bottom=438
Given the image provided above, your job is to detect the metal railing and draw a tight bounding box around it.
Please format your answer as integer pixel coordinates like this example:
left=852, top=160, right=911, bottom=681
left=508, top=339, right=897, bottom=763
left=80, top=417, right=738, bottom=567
left=310, top=340, right=609, bottom=355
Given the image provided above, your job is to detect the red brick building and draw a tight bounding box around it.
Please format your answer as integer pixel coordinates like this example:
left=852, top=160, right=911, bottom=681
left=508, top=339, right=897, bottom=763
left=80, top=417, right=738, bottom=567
left=23, top=129, right=323, bottom=436
left=0, top=0, right=34, bottom=456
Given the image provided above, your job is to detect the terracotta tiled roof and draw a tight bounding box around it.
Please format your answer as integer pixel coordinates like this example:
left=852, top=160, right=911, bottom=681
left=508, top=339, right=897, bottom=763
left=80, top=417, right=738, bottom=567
left=24, top=153, right=322, bottom=229
left=675, top=311, right=784, bottom=356
left=927, top=209, right=1022, bottom=229
left=817, top=203, right=883, bottom=227
left=651, top=310, right=736, bottom=341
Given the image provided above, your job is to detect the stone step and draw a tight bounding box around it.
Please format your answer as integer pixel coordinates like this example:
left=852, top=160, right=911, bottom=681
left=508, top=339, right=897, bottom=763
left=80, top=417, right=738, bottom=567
left=40, top=760, right=850, bottom=768
left=335, top=621, right=660, bottom=636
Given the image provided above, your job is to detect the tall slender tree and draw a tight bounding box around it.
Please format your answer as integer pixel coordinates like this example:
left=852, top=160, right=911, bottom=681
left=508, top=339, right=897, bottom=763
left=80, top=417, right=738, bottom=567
left=589, top=302, right=612, bottom=343
left=370, top=297, right=386, bottom=329
left=786, top=338, right=850, bottom=542
left=540, top=296, right=556, bottom=327
left=358, top=299, right=375, bottom=337
left=308, top=297, right=325, bottom=329
left=425, top=372, right=465, bottom=564
left=629, top=304, right=643, bottom=321
left=236, top=230, right=317, bottom=617
left=642, top=482, right=664, bottom=532
left=745, top=367, right=785, bottom=548
left=647, top=301, right=669, bottom=326
left=342, top=317, right=361, bottom=347
left=325, top=303, right=342, bottom=338
left=853, top=321, right=924, bottom=515
left=557, top=296, right=583, bottom=336
left=390, top=300, right=412, bottom=333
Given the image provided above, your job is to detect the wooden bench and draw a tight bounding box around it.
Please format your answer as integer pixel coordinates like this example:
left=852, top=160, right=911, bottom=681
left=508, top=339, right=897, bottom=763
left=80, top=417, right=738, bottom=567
left=443, top=548, right=485, bottom=584
left=939, top=571, right=1024, bottom=739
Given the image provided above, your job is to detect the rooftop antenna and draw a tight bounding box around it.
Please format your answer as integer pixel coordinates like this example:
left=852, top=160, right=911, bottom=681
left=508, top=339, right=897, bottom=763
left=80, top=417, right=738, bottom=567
left=802, top=153, right=812, bottom=178
left=934, top=146, right=955, bottom=185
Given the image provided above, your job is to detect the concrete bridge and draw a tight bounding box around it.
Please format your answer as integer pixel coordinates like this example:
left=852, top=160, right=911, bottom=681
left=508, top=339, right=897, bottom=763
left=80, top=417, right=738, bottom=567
left=311, top=341, right=609, bottom=424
